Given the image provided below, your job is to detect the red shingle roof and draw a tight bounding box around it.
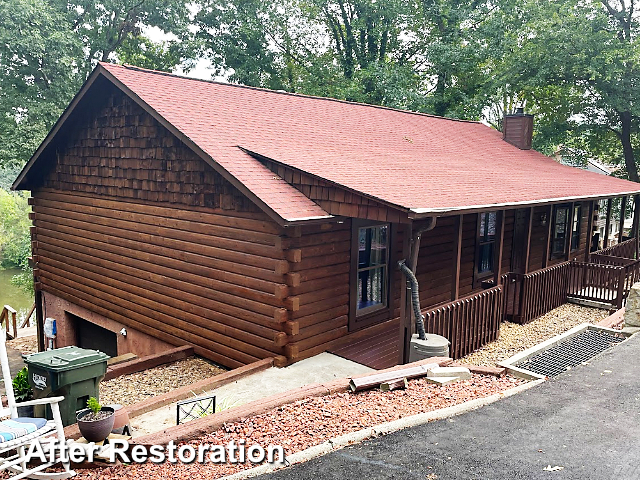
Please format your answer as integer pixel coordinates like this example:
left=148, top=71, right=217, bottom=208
left=18, top=63, right=640, bottom=222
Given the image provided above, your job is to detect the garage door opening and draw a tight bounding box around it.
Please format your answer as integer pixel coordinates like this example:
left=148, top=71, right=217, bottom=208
left=71, top=314, right=118, bottom=358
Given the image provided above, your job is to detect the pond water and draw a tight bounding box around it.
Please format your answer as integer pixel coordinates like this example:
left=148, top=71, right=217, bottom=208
left=0, top=269, right=35, bottom=325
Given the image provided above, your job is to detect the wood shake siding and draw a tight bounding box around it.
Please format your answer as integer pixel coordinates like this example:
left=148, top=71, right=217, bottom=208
left=31, top=90, right=301, bottom=368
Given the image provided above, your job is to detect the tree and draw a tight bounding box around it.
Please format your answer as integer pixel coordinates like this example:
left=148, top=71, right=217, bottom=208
left=194, top=0, right=498, bottom=116
left=495, top=0, right=640, bottom=180
left=0, top=0, right=84, bottom=170
left=51, top=0, right=195, bottom=74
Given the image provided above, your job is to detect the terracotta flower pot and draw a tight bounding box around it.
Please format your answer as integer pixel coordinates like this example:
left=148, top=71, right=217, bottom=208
left=77, top=407, right=115, bottom=442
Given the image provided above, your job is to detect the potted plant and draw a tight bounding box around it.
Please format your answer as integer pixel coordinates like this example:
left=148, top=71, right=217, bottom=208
left=12, top=367, right=34, bottom=417
left=76, top=397, right=115, bottom=442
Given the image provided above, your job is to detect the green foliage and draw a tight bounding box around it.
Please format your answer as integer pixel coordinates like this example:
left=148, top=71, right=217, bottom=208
left=490, top=0, right=640, bottom=181
left=0, top=190, right=32, bottom=269
left=87, top=397, right=102, bottom=415
left=0, top=0, right=84, bottom=170
left=12, top=367, right=33, bottom=402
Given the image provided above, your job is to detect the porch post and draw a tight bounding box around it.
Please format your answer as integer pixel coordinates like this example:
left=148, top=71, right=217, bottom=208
left=35, top=290, right=45, bottom=352
left=604, top=198, right=613, bottom=248
left=633, top=195, right=640, bottom=258
left=399, top=221, right=412, bottom=365
left=451, top=214, right=463, bottom=300
left=523, top=207, right=534, bottom=273
left=565, top=202, right=575, bottom=262
left=494, top=210, right=505, bottom=285
left=585, top=200, right=595, bottom=262
left=619, top=196, right=628, bottom=244
left=542, top=205, right=553, bottom=268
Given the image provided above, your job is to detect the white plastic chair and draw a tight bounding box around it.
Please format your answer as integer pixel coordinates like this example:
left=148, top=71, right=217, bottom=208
left=0, top=328, right=75, bottom=479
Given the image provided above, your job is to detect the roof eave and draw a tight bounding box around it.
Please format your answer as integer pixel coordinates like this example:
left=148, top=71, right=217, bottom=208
left=409, top=191, right=640, bottom=218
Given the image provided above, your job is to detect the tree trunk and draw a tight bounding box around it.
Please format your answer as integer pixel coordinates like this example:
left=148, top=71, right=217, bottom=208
left=620, top=110, right=639, bottom=182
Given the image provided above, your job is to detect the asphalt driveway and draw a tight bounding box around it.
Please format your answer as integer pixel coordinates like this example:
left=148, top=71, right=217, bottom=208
left=264, top=332, right=640, bottom=480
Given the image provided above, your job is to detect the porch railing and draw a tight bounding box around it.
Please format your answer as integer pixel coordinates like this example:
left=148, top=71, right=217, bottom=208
left=502, top=263, right=571, bottom=325
left=422, top=286, right=502, bottom=359
left=567, top=261, right=624, bottom=308
left=595, top=238, right=637, bottom=259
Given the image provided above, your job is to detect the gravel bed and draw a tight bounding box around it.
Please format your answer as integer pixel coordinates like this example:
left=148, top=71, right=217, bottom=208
left=458, top=303, right=610, bottom=367
left=7, top=335, right=37, bottom=354
left=76, top=373, right=525, bottom=479
left=100, top=357, right=226, bottom=406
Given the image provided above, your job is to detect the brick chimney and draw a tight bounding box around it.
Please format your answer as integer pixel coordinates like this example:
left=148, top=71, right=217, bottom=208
left=503, top=107, right=534, bottom=150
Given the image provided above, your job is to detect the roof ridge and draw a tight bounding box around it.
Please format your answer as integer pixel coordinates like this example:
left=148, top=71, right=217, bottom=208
left=99, top=62, right=482, bottom=125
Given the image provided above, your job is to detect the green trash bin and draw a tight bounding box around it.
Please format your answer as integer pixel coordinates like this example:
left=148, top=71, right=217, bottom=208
left=24, top=346, right=110, bottom=426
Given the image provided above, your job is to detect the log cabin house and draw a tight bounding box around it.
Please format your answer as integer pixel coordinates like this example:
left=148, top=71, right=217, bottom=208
left=12, top=63, right=640, bottom=370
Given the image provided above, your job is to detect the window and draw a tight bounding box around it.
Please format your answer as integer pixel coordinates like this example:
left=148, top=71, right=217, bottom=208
left=571, top=204, right=582, bottom=251
left=475, top=211, right=497, bottom=278
left=356, top=224, right=389, bottom=315
left=551, top=204, right=571, bottom=257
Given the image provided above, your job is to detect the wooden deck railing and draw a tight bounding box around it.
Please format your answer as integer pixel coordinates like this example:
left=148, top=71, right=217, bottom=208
left=502, top=263, right=571, bottom=325
left=422, top=286, right=502, bottom=359
left=595, top=238, right=637, bottom=259
left=0, top=305, right=17, bottom=340
left=567, top=261, right=623, bottom=307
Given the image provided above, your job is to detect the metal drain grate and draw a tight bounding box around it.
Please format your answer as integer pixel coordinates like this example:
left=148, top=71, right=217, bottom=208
left=516, top=329, right=626, bottom=377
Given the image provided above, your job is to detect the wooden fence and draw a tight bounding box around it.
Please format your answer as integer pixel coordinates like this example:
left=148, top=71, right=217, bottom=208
left=595, top=238, right=637, bottom=259
left=502, top=263, right=571, bottom=325
left=422, top=286, right=502, bottom=359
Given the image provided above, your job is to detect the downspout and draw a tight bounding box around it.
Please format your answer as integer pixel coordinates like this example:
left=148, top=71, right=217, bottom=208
left=398, top=217, right=437, bottom=340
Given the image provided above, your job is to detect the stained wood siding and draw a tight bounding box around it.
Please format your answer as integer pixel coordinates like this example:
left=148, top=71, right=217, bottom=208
left=285, top=221, right=351, bottom=361
left=43, top=89, right=260, bottom=212
left=260, top=160, right=410, bottom=224
left=528, top=202, right=589, bottom=271
left=285, top=222, right=405, bottom=362
left=31, top=89, right=299, bottom=369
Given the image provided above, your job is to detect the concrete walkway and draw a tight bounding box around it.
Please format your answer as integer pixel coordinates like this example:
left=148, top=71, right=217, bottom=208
left=130, top=353, right=374, bottom=437
left=263, top=333, right=640, bottom=480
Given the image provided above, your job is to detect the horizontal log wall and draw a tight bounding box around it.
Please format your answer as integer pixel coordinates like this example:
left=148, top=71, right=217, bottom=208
left=32, top=190, right=295, bottom=369
left=284, top=221, right=351, bottom=361
left=284, top=221, right=405, bottom=362
left=31, top=89, right=308, bottom=368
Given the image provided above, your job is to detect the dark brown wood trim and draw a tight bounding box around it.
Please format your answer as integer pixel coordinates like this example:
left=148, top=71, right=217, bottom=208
left=564, top=202, right=575, bottom=262
left=634, top=195, right=640, bottom=259
left=451, top=214, right=463, bottom=300
left=494, top=210, right=505, bottom=284
left=407, top=193, right=640, bottom=219
left=619, top=196, right=628, bottom=244
left=542, top=205, right=553, bottom=268
left=585, top=200, right=595, bottom=261
left=524, top=207, right=533, bottom=273
left=35, top=290, right=45, bottom=352
left=604, top=198, right=613, bottom=248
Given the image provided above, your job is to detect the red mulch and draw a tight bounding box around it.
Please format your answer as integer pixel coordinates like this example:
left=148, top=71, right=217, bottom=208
left=75, top=374, right=525, bottom=480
